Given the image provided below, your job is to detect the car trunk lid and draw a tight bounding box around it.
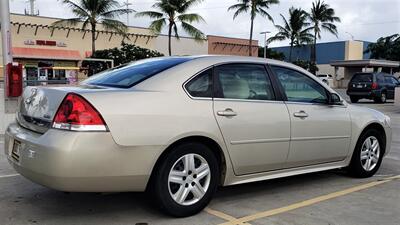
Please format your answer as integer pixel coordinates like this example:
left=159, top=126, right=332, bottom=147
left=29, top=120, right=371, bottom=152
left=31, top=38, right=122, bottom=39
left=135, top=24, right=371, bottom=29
left=17, top=85, right=111, bottom=133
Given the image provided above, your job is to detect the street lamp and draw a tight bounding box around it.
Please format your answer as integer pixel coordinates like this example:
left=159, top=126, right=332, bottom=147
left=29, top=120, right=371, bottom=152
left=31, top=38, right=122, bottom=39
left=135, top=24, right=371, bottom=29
left=260, top=31, right=271, bottom=58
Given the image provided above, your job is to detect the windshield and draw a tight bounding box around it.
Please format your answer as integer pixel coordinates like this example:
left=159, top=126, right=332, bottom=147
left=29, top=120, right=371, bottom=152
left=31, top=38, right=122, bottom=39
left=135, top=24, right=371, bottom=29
left=82, top=57, right=192, bottom=88
left=352, top=73, right=373, bottom=82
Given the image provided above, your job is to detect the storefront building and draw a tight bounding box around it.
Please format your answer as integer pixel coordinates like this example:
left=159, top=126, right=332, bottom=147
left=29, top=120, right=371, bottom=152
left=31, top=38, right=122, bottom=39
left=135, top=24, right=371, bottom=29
left=1, top=13, right=259, bottom=83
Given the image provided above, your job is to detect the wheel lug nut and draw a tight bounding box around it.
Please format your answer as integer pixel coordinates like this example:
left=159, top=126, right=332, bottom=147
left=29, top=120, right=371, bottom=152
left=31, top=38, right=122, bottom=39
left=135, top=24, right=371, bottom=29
left=183, top=176, right=186, bottom=180
left=188, top=171, right=192, bottom=175
left=185, top=183, right=189, bottom=188
left=193, top=174, right=197, bottom=178
left=191, top=182, right=195, bottom=186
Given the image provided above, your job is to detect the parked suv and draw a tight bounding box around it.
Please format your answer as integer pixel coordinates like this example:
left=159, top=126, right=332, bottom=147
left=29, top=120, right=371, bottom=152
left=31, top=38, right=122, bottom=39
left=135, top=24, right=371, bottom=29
left=347, top=72, right=400, bottom=103
left=317, top=74, right=333, bottom=86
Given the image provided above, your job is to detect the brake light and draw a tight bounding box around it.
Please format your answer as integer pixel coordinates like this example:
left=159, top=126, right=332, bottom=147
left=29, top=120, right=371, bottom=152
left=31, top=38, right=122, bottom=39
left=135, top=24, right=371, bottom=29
left=52, top=93, right=108, bottom=131
left=371, top=82, right=378, bottom=89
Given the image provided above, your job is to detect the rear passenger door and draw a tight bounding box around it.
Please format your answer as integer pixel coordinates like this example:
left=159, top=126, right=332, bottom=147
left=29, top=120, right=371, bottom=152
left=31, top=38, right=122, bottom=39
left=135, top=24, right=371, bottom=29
left=270, top=65, right=352, bottom=167
left=213, top=64, right=291, bottom=175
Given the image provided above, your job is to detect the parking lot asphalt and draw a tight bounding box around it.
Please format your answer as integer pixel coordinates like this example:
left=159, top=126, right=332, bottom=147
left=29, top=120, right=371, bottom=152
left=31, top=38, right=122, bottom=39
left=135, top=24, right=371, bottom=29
left=0, top=89, right=399, bottom=225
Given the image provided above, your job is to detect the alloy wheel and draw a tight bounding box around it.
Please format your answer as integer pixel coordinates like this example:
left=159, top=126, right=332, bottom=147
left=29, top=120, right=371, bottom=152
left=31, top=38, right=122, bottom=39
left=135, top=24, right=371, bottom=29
left=360, top=136, right=380, bottom=171
left=168, top=153, right=211, bottom=206
left=381, top=93, right=386, bottom=102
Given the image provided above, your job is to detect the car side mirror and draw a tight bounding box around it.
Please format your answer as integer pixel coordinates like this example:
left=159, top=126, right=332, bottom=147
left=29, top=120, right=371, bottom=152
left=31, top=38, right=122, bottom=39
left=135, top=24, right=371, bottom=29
left=329, top=93, right=343, bottom=105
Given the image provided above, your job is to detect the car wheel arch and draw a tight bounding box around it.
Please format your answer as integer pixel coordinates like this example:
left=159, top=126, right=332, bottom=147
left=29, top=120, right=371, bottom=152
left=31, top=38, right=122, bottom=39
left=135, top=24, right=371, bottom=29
left=146, top=135, right=228, bottom=191
left=354, top=122, right=387, bottom=155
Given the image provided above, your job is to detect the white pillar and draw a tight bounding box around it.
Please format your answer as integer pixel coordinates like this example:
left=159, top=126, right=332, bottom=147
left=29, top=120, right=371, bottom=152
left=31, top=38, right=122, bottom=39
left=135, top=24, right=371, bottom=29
left=395, top=87, right=400, bottom=107
left=1, top=0, right=13, bottom=67
left=0, top=0, right=14, bottom=134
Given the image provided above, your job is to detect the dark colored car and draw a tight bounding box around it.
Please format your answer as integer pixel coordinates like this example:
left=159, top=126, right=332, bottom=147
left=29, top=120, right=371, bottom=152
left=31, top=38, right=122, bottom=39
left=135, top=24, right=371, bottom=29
left=347, top=72, right=400, bottom=103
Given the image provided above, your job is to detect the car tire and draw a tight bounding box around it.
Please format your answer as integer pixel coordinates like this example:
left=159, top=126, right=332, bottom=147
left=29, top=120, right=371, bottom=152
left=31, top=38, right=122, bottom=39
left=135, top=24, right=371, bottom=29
left=150, top=142, right=220, bottom=217
left=347, top=129, right=384, bottom=178
left=350, top=96, right=359, bottom=103
left=374, top=92, right=387, bottom=103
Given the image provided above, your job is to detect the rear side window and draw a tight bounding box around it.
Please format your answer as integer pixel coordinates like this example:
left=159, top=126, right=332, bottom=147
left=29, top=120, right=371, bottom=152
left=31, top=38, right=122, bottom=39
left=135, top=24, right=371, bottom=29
left=376, top=74, right=385, bottom=83
left=185, top=69, right=213, bottom=98
left=83, top=57, right=191, bottom=88
left=351, top=74, right=373, bottom=82
left=215, top=64, right=275, bottom=100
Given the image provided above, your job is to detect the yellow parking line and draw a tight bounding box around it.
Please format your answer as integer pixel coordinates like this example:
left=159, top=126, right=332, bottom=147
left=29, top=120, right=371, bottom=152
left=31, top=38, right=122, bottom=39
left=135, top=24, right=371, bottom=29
left=218, top=175, right=400, bottom=225
left=204, top=208, right=252, bottom=225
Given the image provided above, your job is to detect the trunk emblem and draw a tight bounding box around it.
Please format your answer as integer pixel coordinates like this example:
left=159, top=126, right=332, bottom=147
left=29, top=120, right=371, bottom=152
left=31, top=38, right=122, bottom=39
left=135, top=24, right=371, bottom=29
left=25, top=88, right=37, bottom=105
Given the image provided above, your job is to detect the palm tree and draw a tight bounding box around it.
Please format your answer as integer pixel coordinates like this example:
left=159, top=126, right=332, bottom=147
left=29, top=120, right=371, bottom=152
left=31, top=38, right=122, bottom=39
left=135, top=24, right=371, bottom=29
left=54, top=0, right=133, bottom=54
left=309, top=0, right=340, bottom=73
left=136, top=0, right=205, bottom=56
left=267, top=7, right=313, bottom=62
left=228, top=0, right=279, bottom=56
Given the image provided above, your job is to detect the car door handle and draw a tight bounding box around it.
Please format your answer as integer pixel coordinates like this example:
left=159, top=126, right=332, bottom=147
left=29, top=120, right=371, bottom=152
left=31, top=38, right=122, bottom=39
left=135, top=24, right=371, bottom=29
left=293, top=110, right=308, bottom=118
left=217, top=109, right=237, bottom=117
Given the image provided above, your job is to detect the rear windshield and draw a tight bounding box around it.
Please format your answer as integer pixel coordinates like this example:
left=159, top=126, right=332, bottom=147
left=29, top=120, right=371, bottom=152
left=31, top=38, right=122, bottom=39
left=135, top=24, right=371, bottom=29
left=351, top=73, right=373, bottom=82
left=82, top=57, right=192, bottom=88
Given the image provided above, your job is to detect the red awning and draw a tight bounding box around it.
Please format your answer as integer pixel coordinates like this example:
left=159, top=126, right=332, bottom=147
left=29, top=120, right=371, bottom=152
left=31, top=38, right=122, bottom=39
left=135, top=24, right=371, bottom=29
left=12, top=47, right=82, bottom=60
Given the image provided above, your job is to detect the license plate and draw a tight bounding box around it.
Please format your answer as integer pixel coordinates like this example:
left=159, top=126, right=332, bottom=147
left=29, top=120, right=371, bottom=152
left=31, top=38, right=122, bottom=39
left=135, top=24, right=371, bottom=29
left=356, top=84, right=363, bottom=88
left=11, top=140, right=21, bottom=162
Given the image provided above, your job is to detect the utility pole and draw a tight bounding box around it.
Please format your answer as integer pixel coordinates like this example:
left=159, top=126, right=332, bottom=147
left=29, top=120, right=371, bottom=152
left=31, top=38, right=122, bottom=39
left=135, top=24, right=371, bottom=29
left=345, top=31, right=355, bottom=41
left=123, top=0, right=132, bottom=26
left=260, top=31, right=270, bottom=58
left=25, top=0, right=39, bottom=16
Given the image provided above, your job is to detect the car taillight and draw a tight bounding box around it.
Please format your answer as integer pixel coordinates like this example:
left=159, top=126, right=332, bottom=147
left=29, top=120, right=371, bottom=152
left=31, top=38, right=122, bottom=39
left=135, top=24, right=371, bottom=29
left=371, top=82, right=378, bottom=89
left=52, top=93, right=108, bottom=131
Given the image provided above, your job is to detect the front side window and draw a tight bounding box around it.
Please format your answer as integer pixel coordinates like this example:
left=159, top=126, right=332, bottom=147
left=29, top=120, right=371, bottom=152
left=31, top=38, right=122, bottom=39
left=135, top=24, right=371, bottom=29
left=185, top=69, right=213, bottom=98
left=271, top=66, right=328, bottom=104
left=391, top=77, right=400, bottom=85
left=215, top=64, right=275, bottom=100
left=384, top=76, right=393, bottom=84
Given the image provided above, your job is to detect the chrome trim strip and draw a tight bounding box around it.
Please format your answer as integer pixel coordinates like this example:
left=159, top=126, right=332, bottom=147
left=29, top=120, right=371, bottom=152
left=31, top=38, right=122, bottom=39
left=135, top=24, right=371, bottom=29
left=231, top=138, right=290, bottom=145
left=291, top=135, right=350, bottom=141
left=214, top=98, right=284, bottom=104
left=52, top=123, right=108, bottom=132
left=284, top=101, right=347, bottom=107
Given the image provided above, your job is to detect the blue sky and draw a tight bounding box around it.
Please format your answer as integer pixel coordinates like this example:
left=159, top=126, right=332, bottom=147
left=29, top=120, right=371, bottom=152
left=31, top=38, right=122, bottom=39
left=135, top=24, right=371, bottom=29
left=9, top=0, right=400, bottom=47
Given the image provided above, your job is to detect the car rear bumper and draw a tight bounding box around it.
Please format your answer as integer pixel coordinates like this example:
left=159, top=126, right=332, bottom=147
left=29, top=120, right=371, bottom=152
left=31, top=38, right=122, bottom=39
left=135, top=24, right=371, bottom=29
left=347, top=90, right=381, bottom=98
left=4, top=122, right=164, bottom=192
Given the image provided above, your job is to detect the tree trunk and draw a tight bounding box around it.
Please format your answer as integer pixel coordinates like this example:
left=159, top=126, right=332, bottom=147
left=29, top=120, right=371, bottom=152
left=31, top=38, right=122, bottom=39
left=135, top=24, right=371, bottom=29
left=289, top=40, right=293, bottom=62
left=248, top=18, right=254, bottom=56
left=91, top=23, right=96, bottom=55
left=168, top=23, right=173, bottom=56
left=310, top=30, right=317, bottom=74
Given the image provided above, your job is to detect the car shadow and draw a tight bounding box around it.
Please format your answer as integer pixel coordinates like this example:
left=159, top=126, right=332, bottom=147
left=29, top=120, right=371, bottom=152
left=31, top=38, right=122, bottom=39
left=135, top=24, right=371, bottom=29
left=10, top=169, right=353, bottom=222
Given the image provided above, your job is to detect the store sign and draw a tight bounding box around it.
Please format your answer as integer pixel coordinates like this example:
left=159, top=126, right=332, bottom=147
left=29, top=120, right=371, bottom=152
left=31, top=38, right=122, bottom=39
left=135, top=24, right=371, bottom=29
left=24, top=39, right=67, bottom=47
left=24, top=40, right=35, bottom=45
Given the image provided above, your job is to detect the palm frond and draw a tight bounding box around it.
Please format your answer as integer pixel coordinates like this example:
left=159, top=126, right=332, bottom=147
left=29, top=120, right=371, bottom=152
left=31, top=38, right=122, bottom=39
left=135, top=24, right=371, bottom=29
left=102, top=18, right=128, bottom=35
left=148, top=18, right=167, bottom=33
left=102, top=8, right=135, bottom=18
left=181, top=21, right=205, bottom=41
left=177, top=13, right=205, bottom=23
left=52, top=17, right=82, bottom=27
left=135, top=11, right=164, bottom=19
